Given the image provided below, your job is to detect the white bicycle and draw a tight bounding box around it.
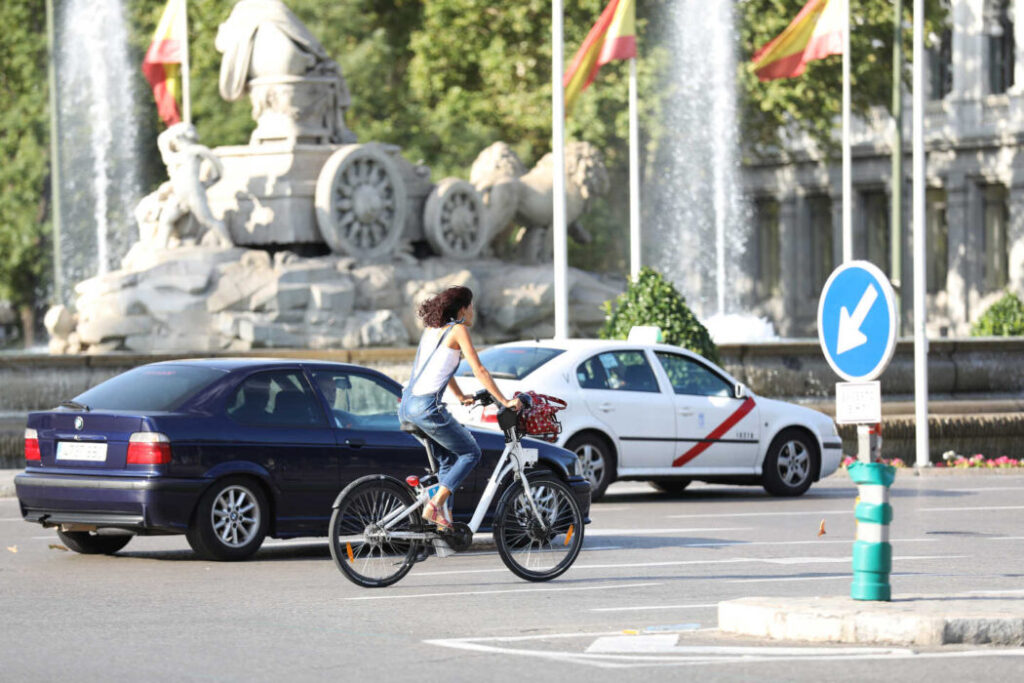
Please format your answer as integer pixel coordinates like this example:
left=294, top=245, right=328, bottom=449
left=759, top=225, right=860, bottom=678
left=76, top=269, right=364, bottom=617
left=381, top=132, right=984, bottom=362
left=328, top=390, right=585, bottom=587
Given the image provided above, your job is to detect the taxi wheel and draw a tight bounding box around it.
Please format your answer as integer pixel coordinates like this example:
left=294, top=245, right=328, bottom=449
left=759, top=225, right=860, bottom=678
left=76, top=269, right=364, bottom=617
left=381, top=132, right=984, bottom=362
left=566, top=433, right=616, bottom=501
left=56, top=529, right=132, bottom=555
left=186, top=477, right=269, bottom=561
left=761, top=429, right=819, bottom=497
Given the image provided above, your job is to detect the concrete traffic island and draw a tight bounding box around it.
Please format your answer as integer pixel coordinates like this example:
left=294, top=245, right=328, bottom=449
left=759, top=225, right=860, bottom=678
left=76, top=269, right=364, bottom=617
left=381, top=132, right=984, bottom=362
left=718, top=594, right=1024, bottom=646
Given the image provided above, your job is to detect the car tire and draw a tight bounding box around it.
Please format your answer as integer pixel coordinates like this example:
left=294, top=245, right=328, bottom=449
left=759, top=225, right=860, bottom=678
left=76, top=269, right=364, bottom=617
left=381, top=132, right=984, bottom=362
left=566, top=433, right=616, bottom=501
left=649, top=479, right=692, bottom=495
left=186, top=477, right=269, bottom=561
left=761, top=429, right=819, bottom=497
left=55, top=529, right=132, bottom=555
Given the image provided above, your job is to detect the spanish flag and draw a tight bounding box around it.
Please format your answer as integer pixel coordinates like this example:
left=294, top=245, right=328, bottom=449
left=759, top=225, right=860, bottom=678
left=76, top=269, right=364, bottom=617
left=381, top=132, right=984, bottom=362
left=751, top=0, right=845, bottom=81
left=142, top=0, right=186, bottom=126
left=563, top=0, right=637, bottom=115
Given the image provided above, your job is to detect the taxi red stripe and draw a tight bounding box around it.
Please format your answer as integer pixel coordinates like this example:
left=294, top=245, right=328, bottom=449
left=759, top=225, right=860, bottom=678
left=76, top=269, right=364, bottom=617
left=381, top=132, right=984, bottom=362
left=672, top=397, right=756, bottom=468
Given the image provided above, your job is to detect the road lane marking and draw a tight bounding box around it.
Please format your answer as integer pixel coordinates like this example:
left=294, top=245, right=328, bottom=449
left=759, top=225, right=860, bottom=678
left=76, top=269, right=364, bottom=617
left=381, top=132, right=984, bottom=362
left=426, top=629, right=1024, bottom=668
left=966, top=588, right=1024, bottom=595
left=919, top=505, right=1024, bottom=512
left=587, top=527, right=753, bottom=535
left=346, top=581, right=661, bottom=601
left=681, top=537, right=936, bottom=548
left=591, top=603, right=718, bottom=612
left=667, top=510, right=852, bottom=519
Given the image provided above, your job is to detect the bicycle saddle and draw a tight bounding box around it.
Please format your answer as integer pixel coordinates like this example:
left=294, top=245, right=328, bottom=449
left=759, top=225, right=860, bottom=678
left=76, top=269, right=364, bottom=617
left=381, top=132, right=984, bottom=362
left=400, top=421, right=428, bottom=439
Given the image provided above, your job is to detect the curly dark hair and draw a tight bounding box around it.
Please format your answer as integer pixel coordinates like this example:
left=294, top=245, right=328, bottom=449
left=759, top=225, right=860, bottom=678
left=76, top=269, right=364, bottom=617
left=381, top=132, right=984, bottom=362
left=418, top=286, right=473, bottom=328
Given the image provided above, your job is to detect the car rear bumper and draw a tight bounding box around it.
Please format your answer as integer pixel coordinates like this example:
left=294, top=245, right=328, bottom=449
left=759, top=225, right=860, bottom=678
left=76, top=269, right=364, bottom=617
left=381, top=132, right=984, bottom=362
left=15, top=472, right=207, bottom=534
left=565, top=475, right=593, bottom=523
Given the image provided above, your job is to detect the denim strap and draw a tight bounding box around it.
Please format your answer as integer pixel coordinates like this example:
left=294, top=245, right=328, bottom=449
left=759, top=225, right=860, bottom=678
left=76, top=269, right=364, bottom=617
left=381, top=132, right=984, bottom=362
left=405, top=322, right=459, bottom=397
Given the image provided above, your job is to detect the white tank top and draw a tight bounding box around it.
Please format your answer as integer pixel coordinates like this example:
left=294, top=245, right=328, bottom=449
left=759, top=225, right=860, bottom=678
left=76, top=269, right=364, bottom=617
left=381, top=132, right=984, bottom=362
left=411, top=327, right=461, bottom=396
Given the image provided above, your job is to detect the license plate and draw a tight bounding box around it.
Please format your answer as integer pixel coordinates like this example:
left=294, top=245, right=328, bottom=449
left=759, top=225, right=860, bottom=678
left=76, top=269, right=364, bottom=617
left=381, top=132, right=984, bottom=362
left=56, top=441, right=108, bottom=462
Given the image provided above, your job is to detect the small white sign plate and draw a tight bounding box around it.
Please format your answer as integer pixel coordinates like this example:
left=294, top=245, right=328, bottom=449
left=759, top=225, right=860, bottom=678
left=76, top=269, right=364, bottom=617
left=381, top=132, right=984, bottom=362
left=56, top=441, right=108, bottom=462
left=835, top=381, right=882, bottom=425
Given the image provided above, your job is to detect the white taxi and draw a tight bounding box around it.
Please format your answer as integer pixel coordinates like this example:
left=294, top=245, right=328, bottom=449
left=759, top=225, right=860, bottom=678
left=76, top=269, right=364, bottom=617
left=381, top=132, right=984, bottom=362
left=447, top=338, right=843, bottom=500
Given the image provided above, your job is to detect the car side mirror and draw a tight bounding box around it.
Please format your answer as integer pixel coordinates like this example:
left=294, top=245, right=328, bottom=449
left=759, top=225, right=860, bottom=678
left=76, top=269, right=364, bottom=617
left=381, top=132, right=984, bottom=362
left=734, top=383, right=746, bottom=399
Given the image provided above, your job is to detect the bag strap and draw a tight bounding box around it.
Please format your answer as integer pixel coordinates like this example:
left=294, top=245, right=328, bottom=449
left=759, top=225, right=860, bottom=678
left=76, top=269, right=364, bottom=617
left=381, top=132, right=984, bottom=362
left=406, top=323, right=458, bottom=394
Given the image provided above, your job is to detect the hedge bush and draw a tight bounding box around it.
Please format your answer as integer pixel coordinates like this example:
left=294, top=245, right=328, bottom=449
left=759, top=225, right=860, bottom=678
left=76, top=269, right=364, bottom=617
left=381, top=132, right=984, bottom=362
left=599, top=267, right=719, bottom=363
left=971, top=291, right=1024, bottom=337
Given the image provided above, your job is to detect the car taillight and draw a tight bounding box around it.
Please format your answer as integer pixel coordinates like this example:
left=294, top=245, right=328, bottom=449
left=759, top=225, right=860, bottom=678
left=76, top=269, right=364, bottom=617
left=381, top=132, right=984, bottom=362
left=126, top=432, right=171, bottom=465
left=481, top=406, right=498, bottom=424
left=25, top=428, right=40, bottom=462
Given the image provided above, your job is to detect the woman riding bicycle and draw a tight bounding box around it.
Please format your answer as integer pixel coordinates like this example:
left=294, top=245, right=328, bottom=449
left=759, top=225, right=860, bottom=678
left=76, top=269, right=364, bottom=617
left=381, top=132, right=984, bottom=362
left=399, top=286, right=521, bottom=530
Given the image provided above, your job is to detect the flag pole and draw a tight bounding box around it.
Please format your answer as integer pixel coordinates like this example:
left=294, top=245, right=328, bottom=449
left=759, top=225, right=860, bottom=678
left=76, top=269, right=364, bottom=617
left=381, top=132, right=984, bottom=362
left=180, top=0, right=191, bottom=125
left=912, top=0, right=930, bottom=467
left=841, top=0, right=852, bottom=263
left=552, top=0, right=569, bottom=339
left=629, top=57, right=641, bottom=280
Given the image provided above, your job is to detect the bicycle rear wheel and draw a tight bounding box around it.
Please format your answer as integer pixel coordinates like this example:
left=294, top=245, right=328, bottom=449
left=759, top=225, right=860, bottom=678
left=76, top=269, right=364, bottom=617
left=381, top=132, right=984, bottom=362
left=493, top=473, right=584, bottom=582
left=329, top=475, right=422, bottom=588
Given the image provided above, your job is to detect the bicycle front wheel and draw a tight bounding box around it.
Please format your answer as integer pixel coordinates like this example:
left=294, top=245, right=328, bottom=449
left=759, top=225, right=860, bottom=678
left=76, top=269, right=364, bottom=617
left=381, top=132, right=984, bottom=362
left=329, top=475, right=421, bottom=588
left=493, top=473, right=585, bottom=582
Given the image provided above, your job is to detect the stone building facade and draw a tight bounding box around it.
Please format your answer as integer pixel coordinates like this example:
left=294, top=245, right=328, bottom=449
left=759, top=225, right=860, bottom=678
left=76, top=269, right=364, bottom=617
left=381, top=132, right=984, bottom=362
left=741, top=0, right=1024, bottom=337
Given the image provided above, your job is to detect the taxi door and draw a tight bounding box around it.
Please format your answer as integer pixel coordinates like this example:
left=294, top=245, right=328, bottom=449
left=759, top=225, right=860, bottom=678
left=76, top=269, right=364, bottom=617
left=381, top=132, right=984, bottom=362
left=575, top=349, right=675, bottom=468
left=651, top=351, right=759, bottom=471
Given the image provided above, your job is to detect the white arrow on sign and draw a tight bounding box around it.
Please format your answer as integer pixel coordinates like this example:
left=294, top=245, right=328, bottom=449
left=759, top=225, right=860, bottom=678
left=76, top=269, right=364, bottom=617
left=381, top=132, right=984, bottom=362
left=836, top=284, right=878, bottom=354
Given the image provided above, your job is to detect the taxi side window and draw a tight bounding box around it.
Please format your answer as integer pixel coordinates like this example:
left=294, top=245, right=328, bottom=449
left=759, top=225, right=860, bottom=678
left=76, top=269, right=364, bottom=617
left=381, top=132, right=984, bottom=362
left=577, top=351, right=660, bottom=393
left=655, top=352, right=731, bottom=397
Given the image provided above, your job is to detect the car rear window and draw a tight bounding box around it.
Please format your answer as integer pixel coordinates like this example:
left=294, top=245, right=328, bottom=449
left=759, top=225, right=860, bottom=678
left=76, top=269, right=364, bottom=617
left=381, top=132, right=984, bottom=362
left=71, top=365, right=226, bottom=412
left=456, top=347, right=564, bottom=380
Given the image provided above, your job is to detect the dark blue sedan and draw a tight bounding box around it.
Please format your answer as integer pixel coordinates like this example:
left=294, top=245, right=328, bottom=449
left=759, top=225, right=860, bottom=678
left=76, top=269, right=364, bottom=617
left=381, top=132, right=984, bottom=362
left=15, top=359, right=590, bottom=560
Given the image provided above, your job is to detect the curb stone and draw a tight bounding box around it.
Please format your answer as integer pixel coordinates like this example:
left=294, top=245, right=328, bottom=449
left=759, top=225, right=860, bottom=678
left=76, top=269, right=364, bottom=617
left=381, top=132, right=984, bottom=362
left=718, top=595, right=1024, bottom=646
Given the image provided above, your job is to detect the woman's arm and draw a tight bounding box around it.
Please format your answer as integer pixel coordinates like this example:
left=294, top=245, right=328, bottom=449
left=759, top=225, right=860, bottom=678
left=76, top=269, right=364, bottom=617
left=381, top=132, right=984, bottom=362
left=451, top=325, right=520, bottom=409
left=447, top=377, right=473, bottom=406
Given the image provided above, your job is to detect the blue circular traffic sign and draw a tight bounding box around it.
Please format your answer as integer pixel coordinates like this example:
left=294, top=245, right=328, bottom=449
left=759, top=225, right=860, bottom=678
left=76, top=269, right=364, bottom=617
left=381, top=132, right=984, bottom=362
left=817, top=260, right=897, bottom=382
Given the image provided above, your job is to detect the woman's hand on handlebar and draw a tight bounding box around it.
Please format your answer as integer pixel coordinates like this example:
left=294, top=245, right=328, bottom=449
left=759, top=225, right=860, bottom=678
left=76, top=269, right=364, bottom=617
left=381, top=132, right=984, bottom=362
left=504, top=397, right=522, bottom=411
left=460, top=395, right=475, bottom=406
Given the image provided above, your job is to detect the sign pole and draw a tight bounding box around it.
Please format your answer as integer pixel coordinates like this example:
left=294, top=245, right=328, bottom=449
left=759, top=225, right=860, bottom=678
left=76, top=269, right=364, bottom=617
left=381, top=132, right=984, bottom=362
left=552, top=0, right=569, bottom=340
left=629, top=57, right=641, bottom=280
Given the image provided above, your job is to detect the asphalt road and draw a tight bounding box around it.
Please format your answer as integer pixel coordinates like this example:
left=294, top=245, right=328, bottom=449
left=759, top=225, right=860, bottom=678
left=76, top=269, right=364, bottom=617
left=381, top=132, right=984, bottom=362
left=2, top=472, right=1023, bottom=681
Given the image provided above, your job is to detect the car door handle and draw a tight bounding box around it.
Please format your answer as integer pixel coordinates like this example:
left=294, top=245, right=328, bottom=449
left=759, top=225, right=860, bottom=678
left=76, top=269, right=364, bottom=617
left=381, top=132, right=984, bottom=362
left=344, top=438, right=365, bottom=448
left=597, top=402, right=614, bottom=412
left=677, top=408, right=695, bottom=416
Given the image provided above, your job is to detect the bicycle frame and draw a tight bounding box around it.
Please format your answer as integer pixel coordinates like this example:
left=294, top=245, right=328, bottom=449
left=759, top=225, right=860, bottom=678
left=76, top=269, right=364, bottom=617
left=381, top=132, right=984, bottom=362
left=368, top=429, right=544, bottom=541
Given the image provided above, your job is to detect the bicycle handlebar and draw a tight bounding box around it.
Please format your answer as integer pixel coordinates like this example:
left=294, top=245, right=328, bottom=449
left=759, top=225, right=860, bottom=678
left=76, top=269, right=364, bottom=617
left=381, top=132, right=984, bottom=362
left=471, top=389, right=531, bottom=410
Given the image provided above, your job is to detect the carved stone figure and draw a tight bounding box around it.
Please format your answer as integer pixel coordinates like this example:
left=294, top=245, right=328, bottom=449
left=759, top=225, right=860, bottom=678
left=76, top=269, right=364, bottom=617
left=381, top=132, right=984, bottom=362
left=470, top=141, right=610, bottom=261
left=135, top=123, right=230, bottom=249
left=215, top=0, right=356, bottom=145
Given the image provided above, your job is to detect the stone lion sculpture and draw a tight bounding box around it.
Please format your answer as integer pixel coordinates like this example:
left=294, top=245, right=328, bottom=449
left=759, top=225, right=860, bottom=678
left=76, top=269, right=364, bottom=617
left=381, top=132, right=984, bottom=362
left=135, top=123, right=230, bottom=249
left=470, top=141, right=610, bottom=261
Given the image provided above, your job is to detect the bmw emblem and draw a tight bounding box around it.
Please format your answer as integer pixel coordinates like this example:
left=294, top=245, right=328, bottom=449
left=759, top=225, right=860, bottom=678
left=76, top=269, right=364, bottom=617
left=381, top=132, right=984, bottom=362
left=74, top=416, right=84, bottom=431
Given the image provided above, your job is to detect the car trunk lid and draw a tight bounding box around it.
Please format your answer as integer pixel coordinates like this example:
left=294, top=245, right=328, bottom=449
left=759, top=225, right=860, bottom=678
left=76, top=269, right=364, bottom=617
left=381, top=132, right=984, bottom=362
left=28, top=411, right=151, bottom=472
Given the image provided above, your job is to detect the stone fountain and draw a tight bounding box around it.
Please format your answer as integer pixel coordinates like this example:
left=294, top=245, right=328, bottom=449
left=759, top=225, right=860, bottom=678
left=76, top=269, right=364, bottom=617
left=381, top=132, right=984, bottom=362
left=45, top=0, right=621, bottom=355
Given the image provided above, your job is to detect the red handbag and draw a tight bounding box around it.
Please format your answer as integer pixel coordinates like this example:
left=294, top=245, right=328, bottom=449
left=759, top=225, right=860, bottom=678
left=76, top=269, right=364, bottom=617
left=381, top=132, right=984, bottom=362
left=513, top=391, right=567, bottom=443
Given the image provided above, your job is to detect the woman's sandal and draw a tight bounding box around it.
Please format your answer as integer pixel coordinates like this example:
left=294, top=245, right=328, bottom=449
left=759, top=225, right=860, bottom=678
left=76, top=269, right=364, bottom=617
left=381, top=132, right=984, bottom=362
left=422, top=501, right=453, bottom=530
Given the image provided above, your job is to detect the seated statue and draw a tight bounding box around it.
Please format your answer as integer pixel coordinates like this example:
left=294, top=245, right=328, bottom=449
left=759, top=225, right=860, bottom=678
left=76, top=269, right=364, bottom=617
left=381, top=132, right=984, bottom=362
left=215, top=0, right=356, bottom=144
left=470, top=141, right=610, bottom=261
left=135, top=123, right=230, bottom=249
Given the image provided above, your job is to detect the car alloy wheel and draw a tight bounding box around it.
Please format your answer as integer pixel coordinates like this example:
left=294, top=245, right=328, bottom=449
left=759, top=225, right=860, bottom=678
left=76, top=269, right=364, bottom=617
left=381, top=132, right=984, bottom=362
left=776, top=439, right=810, bottom=487
left=210, top=484, right=262, bottom=548
left=576, top=443, right=605, bottom=490
left=566, top=433, right=615, bottom=500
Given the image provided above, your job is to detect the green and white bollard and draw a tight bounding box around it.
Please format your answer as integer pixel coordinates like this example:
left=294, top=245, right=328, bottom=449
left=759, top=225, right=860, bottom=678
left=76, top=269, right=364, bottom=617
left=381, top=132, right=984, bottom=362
left=848, top=460, right=896, bottom=601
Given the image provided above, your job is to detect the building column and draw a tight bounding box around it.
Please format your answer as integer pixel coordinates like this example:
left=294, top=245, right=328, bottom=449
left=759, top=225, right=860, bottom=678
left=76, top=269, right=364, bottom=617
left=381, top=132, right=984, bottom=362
left=945, top=174, right=970, bottom=334
left=778, top=193, right=799, bottom=337
left=1008, top=173, right=1024, bottom=294
left=1014, top=0, right=1024, bottom=92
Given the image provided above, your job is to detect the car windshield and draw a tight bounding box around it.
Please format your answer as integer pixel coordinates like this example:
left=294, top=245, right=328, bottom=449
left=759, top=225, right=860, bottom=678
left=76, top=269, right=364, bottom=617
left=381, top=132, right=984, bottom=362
left=456, top=346, right=564, bottom=380
left=71, top=365, right=226, bottom=412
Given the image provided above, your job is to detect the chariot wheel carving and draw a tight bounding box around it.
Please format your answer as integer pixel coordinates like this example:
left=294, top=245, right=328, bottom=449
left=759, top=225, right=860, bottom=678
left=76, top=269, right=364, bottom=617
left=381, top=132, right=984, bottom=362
left=423, top=178, right=487, bottom=259
left=315, top=144, right=408, bottom=258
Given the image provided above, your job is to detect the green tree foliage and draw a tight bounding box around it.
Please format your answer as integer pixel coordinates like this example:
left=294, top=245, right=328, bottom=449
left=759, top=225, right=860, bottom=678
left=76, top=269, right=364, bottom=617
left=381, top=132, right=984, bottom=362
left=600, top=267, right=719, bottom=362
left=0, top=0, right=50, bottom=342
left=971, top=292, right=1024, bottom=337
left=738, top=0, right=948, bottom=154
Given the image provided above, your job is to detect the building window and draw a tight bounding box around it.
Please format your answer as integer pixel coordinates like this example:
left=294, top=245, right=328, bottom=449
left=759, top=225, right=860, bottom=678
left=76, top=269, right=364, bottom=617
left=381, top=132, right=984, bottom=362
left=982, top=185, right=1009, bottom=291
left=807, top=194, right=834, bottom=295
left=986, top=0, right=1015, bottom=94
left=929, top=27, right=953, bottom=100
left=861, top=190, right=891, bottom=276
left=753, top=198, right=780, bottom=300
left=926, top=189, right=949, bottom=293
